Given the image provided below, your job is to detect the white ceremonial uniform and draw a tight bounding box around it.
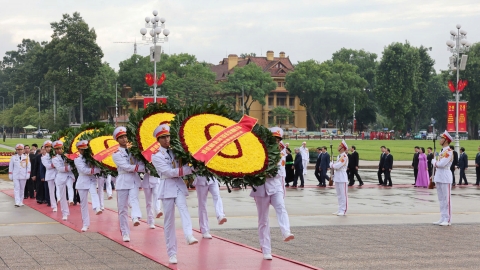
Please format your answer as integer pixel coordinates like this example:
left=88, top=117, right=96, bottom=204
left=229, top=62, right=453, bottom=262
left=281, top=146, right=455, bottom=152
left=300, top=146, right=309, bottom=176
left=74, top=154, right=101, bottom=227
left=250, top=146, right=292, bottom=256
left=8, top=153, right=31, bottom=206
left=142, top=172, right=162, bottom=226
left=433, top=146, right=454, bottom=224
left=41, top=154, right=57, bottom=209
left=112, top=147, right=145, bottom=237
left=193, top=176, right=226, bottom=234
left=152, top=147, right=194, bottom=257
left=97, top=174, right=114, bottom=209
left=332, top=152, right=349, bottom=215
left=52, top=154, right=75, bottom=216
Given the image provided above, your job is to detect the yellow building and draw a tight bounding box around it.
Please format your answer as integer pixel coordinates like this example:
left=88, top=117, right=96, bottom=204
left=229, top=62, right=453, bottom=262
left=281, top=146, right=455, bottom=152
left=210, top=50, right=307, bottom=130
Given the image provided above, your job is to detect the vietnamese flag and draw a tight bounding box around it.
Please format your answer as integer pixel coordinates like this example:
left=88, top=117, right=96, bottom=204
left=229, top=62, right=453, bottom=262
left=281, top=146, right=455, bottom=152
left=157, top=73, right=166, bottom=86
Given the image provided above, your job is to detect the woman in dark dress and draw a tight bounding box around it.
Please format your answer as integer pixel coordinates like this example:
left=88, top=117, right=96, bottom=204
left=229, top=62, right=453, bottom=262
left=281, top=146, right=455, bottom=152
left=285, top=148, right=295, bottom=187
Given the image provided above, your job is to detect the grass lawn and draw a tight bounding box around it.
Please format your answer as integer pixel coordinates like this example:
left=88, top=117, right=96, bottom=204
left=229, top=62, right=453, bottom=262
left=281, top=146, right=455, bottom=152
left=284, top=139, right=480, bottom=161
left=0, top=138, right=47, bottom=150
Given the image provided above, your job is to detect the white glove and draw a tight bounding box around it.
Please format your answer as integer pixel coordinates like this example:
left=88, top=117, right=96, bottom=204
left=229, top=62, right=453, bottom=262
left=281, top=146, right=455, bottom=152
left=431, top=159, right=437, bottom=167
left=329, top=162, right=333, bottom=168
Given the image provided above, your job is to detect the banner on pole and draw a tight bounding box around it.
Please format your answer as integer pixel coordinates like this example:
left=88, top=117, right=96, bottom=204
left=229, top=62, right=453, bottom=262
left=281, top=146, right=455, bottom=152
left=458, top=101, right=468, bottom=132
left=446, top=101, right=455, bottom=132
left=143, top=97, right=167, bottom=108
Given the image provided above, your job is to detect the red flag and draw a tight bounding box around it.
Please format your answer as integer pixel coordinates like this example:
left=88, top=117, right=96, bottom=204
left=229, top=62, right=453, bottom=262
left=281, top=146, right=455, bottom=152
left=145, top=73, right=154, bottom=86
left=157, top=73, right=166, bottom=86
left=448, top=80, right=455, bottom=92
left=458, top=80, right=468, bottom=92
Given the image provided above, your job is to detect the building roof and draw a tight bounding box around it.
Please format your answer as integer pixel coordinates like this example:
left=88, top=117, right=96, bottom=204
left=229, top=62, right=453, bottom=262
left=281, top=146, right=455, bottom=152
left=210, top=53, right=294, bottom=81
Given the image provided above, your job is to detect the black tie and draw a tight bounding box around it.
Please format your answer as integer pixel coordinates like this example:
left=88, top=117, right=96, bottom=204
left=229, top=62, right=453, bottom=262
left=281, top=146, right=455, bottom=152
left=166, top=149, right=173, bottom=159
left=125, top=149, right=129, bottom=155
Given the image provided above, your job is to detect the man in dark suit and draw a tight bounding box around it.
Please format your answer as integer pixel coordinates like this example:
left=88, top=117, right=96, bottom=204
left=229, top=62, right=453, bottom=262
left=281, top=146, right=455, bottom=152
left=475, top=146, right=480, bottom=186
left=383, top=148, right=393, bottom=186
left=314, top=147, right=323, bottom=186
left=319, top=146, right=330, bottom=187
left=458, top=147, right=468, bottom=185
left=348, top=146, right=363, bottom=186
left=35, top=147, right=47, bottom=204
left=23, top=145, right=36, bottom=199
left=427, top=147, right=434, bottom=178
left=378, top=146, right=386, bottom=185
left=411, top=146, right=420, bottom=185
left=450, top=145, right=459, bottom=186
left=293, top=148, right=304, bottom=187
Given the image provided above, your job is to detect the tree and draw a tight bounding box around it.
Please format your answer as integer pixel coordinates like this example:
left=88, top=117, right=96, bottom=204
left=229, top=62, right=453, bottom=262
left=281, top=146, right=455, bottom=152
left=374, top=42, right=420, bottom=131
left=44, top=12, right=103, bottom=124
left=223, top=63, right=276, bottom=115
left=286, top=60, right=367, bottom=130
left=84, top=62, right=118, bottom=121
left=270, top=107, right=294, bottom=127
left=118, top=54, right=152, bottom=96
left=239, top=53, right=257, bottom=58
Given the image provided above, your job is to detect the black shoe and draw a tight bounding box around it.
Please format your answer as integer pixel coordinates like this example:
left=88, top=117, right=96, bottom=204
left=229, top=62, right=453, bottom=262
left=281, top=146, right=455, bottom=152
left=458, top=183, right=463, bottom=185
left=24, top=197, right=28, bottom=199
left=316, top=184, right=321, bottom=187
left=37, top=201, right=43, bottom=204
left=382, top=184, right=387, bottom=186
left=47, top=203, right=51, bottom=207
left=285, top=184, right=290, bottom=187
left=388, top=183, right=393, bottom=186
left=452, top=183, right=456, bottom=186
left=348, top=184, right=353, bottom=186
left=291, top=185, right=297, bottom=188
left=299, top=185, right=304, bottom=188
left=359, top=183, right=364, bottom=186
left=464, top=183, right=468, bottom=185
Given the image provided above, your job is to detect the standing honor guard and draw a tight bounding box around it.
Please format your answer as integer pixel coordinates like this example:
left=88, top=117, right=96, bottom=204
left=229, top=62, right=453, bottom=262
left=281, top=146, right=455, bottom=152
left=74, top=140, right=103, bottom=232
left=193, top=175, right=227, bottom=239
left=151, top=124, right=198, bottom=265
left=111, top=126, right=145, bottom=242
left=432, top=131, right=454, bottom=226
left=250, top=127, right=294, bottom=260
left=330, top=140, right=349, bottom=216
left=300, top=141, right=309, bottom=177
left=142, top=171, right=163, bottom=229
left=8, top=144, right=31, bottom=207
left=41, top=140, right=57, bottom=211
left=51, top=140, right=74, bottom=220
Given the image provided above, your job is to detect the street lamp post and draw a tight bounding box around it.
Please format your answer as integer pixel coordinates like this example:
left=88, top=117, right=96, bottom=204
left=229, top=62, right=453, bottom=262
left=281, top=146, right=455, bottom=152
left=140, top=10, right=170, bottom=103
left=115, top=82, right=118, bottom=127
left=446, top=24, right=471, bottom=152
left=0, top=96, right=4, bottom=133
left=34, top=86, right=40, bottom=133
left=353, top=96, right=356, bottom=134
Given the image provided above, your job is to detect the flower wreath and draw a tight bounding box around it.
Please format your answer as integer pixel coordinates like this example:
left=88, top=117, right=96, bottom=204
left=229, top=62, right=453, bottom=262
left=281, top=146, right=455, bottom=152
left=127, top=102, right=178, bottom=177
left=50, top=127, right=76, bottom=158
left=78, top=127, right=117, bottom=177
left=170, top=103, right=280, bottom=191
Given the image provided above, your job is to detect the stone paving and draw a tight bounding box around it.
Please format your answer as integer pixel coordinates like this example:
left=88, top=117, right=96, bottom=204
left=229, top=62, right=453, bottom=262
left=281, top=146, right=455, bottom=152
left=0, top=233, right=168, bottom=270
left=213, top=223, right=480, bottom=270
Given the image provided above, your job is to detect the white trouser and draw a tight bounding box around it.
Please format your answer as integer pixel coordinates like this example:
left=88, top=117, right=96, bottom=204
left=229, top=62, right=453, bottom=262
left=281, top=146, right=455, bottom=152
left=56, top=182, right=69, bottom=216
left=436, top=182, right=452, bottom=223
left=254, top=192, right=291, bottom=255
left=302, top=160, right=308, bottom=175
left=47, top=180, right=56, bottom=209
left=106, top=175, right=113, bottom=196
left=196, top=183, right=225, bottom=234
left=116, top=186, right=142, bottom=236
left=66, top=178, right=74, bottom=203
left=143, top=183, right=162, bottom=225
left=13, top=179, right=27, bottom=205
left=162, top=188, right=193, bottom=257
left=335, top=182, right=348, bottom=214
left=97, top=176, right=105, bottom=209
left=78, top=182, right=101, bottom=227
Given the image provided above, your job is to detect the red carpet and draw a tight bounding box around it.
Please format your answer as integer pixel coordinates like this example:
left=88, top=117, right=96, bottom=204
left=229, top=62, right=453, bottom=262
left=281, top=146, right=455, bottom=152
left=2, top=189, right=320, bottom=270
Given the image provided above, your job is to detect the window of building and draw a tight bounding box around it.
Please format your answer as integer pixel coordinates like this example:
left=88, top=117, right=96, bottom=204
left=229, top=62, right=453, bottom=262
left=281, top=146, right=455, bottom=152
left=289, top=96, right=295, bottom=109
left=289, top=115, right=295, bottom=125
left=268, top=93, right=274, bottom=109
left=277, top=93, right=286, bottom=107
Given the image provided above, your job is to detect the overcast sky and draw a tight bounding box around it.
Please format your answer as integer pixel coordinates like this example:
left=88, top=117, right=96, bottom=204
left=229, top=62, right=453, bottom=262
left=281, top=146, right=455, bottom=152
left=1, top=0, right=478, bottom=72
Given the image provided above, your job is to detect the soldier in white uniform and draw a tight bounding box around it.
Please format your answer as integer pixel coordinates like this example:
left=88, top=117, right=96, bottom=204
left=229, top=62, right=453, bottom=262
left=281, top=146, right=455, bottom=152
left=8, top=144, right=31, bottom=207
left=97, top=173, right=110, bottom=211
left=193, top=175, right=227, bottom=239
left=432, top=131, right=454, bottom=226
left=330, top=140, right=349, bottom=216
left=300, top=141, right=309, bottom=176
left=51, top=140, right=75, bottom=220
left=142, top=171, right=163, bottom=229
left=111, top=126, right=145, bottom=242
left=250, top=127, right=294, bottom=260
left=41, top=140, right=57, bottom=212
left=151, top=124, right=198, bottom=265
left=73, top=140, right=103, bottom=232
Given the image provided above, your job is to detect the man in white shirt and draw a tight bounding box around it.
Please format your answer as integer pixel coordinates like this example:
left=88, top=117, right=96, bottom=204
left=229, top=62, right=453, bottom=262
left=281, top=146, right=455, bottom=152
left=194, top=175, right=227, bottom=239
left=432, top=131, right=454, bottom=226
left=51, top=140, right=75, bottom=220
left=111, top=126, right=145, bottom=242
left=74, top=140, right=102, bottom=232
left=151, top=124, right=198, bottom=264
left=41, top=140, right=57, bottom=211
left=8, top=144, right=31, bottom=207
left=300, top=141, right=309, bottom=176
left=330, top=140, right=349, bottom=216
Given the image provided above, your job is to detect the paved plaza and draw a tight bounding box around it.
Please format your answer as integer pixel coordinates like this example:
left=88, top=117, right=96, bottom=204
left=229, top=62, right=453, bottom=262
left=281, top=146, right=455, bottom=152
left=0, top=167, right=479, bottom=269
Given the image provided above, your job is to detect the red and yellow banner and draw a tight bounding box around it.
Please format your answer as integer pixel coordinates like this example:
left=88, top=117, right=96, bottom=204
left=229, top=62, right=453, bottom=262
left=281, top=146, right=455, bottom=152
left=93, top=145, right=119, bottom=162
left=446, top=101, right=468, bottom=133
left=458, top=101, right=467, bottom=132
left=193, top=115, right=257, bottom=165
